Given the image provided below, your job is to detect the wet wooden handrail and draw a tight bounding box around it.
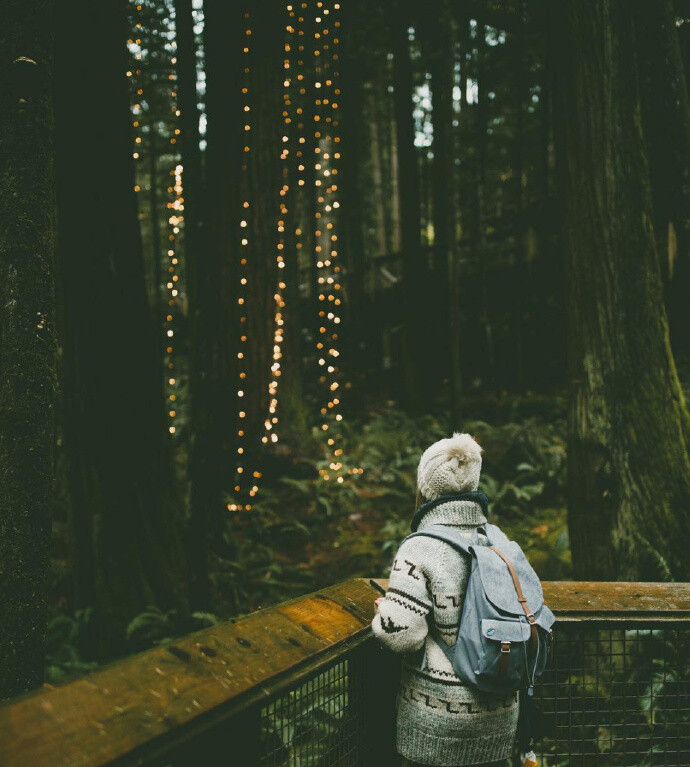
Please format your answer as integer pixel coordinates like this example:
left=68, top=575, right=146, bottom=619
left=0, top=579, right=688, bottom=767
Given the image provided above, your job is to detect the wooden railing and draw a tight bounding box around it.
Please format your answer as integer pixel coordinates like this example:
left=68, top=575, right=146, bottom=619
left=0, top=579, right=689, bottom=767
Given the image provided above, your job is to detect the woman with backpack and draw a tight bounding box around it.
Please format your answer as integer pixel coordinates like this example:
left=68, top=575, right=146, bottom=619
left=372, top=433, right=547, bottom=767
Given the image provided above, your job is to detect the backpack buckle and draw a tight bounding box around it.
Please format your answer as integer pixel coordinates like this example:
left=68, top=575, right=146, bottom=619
left=527, top=613, right=536, bottom=624
left=500, top=641, right=511, bottom=653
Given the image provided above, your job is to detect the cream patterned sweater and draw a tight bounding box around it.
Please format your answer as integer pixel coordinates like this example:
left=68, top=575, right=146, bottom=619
left=372, top=498, right=519, bottom=766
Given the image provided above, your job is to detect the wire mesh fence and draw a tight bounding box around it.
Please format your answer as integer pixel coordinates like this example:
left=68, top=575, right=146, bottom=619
left=260, top=656, right=366, bottom=767
left=536, top=622, right=690, bottom=766
left=255, top=623, right=690, bottom=767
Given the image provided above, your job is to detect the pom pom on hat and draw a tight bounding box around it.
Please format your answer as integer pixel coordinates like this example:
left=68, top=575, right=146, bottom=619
left=417, top=433, right=482, bottom=501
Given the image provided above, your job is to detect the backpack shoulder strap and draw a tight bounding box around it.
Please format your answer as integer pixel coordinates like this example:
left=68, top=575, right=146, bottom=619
left=403, top=524, right=476, bottom=556
left=403, top=525, right=475, bottom=665
left=482, top=522, right=510, bottom=547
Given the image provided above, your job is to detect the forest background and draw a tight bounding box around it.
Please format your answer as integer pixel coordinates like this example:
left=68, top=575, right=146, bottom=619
left=1, top=0, right=690, bottom=700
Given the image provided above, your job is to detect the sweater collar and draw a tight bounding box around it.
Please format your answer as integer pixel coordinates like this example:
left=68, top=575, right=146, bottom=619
left=416, top=498, right=487, bottom=530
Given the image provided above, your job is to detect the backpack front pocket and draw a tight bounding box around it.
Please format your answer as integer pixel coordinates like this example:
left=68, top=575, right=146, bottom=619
left=475, top=618, right=531, bottom=688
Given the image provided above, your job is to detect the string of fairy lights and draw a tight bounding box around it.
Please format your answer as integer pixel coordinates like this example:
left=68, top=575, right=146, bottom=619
left=291, top=0, right=307, bottom=368
left=164, top=29, right=184, bottom=437
left=313, top=1, right=356, bottom=483
left=262, top=7, right=294, bottom=449
left=131, top=1, right=358, bottom=512
left=127, top=0, right=185, bottom=437
left=229, top=10, right=257, bottom=511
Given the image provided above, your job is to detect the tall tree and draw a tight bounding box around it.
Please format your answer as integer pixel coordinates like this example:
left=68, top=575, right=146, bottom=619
left=278, top=5, right=308, bottom=442
left=511, top=2, right=527, bottom=389
left=637, top=0, right=690, bottom=357
left=55, top=0, right=188, bottom=657
left=421, top=1, right=459, bottom=417
left=472, top=16, right=495, bottom=386
left=203, top=0, right=243, bottom=492
left=391, top=6, right=425, bottom=407
left=0, top=0, right=56, bottom=698
left=341, top=0, right=368, bottom=373
left=553, top=0, right=690, bottom=580
left=240, top=4, right=284, bottom=481
left=174, top=0, right=215, bottom=607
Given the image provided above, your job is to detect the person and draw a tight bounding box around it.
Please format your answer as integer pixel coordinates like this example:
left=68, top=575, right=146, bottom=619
left=372, top=433, right=519, bottom=767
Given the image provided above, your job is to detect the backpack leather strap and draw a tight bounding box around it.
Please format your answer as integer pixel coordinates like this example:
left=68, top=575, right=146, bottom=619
left=498, top=641, right=512, bottom=678
left=488, top=546, right=538, bottom=653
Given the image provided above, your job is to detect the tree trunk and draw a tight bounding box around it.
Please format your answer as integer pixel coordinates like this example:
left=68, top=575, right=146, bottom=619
left=553, top=0, right=690, bottom=581
left=174, top=0, right=216, bottom=608
left=148, top=127, right=162, bottom=321
left=241, top=5, right=283, bottom=481
left=55, top=0, right=188, bottom=658
left=392, top=10, right=425, bottom=407
left=473, top=18, right=494, bottom=387
left=512, top=2, right=527, bottom=390
left=369, top=88, right=387, bottom=259
left=637, top=0, right=690, bottom=357
left=0, top=0, right=56, bottom=698
left=203, top=0, right=243, bottom=495
left=341, top=0, right=368, bottom=376
left=421, top=1, right=458, bottom=414
left=274, top=5, right=307, bottom=444
left=279, top=176, right=309, bottom=443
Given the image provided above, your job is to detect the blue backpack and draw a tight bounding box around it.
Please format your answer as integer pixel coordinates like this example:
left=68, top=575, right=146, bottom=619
left=404, top=494, right=555, bottom=696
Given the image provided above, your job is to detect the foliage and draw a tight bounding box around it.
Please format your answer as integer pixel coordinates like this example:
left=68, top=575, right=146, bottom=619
left=43, top=605, right=220, bottom=682
left=125, top=607, right=220, bottom=653
left=44, top=610, right=98, bottom=685
left=214, top=401, right=571, bottom=618
left=46, top=401, right=571, bottom=673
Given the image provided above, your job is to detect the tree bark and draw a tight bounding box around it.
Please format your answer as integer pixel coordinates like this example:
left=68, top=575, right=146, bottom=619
left=0, top=0, right=56, bottom=698
left=55, top=0, right=188, bottom=658
left=637, top=0, right=690, bottom=356
left=553, top=0, right=690, bottom=580
left=241, top=5, right=283, bottom=477
left=147, top=127, right=162, bottom=321
left=473, top=17, right=495, bottom=387
left=392, top=8, right=425, bottom=407
left=203, top=0, right=243, bottom=492
left=512, top=2, right=527, bottom=390
left=174, top=0, right=216, bottom=608
left=421, top=1, right=459, bottom=414
left=341, top=0, right=368, bottom=375
left=276, top=5, right=308, bottom=444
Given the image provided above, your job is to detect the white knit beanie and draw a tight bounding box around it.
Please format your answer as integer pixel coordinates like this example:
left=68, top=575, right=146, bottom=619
left=417, top=433, right=483, bottom=501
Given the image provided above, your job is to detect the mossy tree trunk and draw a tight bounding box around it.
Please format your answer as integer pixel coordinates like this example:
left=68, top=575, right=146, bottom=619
left=55, top=0, right=188, bottom=657
left=553, top=0, right=690, bottom=580
left=637, top=0, right=690, bottom=357
left=0, top=0, right=56, bottom=698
